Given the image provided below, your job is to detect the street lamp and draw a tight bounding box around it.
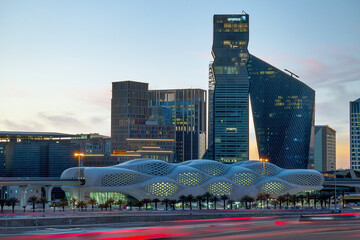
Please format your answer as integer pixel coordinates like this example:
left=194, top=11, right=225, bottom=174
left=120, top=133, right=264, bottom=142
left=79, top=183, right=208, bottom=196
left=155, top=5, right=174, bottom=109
left=259, top=158, right=269, bottom=198
left=74, top=153, right=84, bottom=200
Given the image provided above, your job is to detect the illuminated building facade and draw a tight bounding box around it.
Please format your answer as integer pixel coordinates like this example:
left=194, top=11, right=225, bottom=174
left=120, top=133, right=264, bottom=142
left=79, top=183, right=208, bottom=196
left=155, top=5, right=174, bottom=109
left=209, top=14, right=250, bottom=163
left=149, top=89, right=207, bottom=162
left=314, top=125, right=336, bottom=172
left=207, top=14, right=315, bottom=169
left=248, top=55, right=315, bottom=169
left=351, top=98, right=360, bottom=170
left=0, top=131, right=79, bottom=177
left=111, top=81, right=176, bottom=162
left=61, top=158, right=324, bottom=203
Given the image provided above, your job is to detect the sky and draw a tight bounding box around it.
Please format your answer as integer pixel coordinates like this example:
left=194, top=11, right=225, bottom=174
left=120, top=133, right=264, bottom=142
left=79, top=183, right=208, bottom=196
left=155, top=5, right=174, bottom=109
left=1, top=0, right=359, bottom=169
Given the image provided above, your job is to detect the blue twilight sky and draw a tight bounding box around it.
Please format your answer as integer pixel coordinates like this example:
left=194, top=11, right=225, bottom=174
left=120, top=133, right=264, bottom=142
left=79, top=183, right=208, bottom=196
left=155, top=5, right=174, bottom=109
left=1, top=0, right=360, bottom=168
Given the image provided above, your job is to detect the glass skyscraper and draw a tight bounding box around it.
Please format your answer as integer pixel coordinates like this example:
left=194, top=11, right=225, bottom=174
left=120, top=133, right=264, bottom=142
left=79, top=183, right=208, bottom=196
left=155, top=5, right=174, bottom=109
left=149, top=89, right=207, bottom=162
left=248, top=55, right=315, bottom=169
left=350, top=98, right=360, bottom=170
left=207, top=14, right=315, bottom=169
left=209, top=14, right=250, bottom=163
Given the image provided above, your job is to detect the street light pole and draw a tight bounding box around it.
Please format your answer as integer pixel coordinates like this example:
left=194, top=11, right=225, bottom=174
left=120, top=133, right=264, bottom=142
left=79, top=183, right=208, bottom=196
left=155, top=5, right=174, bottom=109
left=259, top=158, right=269, bottom=193
left=334, top=169, right=338, bottom=213
left=74, top=153, right=84, bottom=200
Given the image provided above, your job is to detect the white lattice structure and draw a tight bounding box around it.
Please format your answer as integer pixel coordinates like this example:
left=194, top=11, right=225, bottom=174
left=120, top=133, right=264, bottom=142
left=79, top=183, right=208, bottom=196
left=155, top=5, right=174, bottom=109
left=61, top=159, right=324, bottom=200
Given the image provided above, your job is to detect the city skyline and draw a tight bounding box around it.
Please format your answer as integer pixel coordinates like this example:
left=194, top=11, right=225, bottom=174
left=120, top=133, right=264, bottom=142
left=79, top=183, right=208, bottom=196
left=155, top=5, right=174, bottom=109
left=1, top=1, right=360, bottom=169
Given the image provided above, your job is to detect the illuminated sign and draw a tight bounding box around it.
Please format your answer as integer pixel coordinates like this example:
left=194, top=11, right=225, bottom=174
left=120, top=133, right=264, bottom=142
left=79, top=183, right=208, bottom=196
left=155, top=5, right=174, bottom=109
left=227, top=15, right=247, bottom=22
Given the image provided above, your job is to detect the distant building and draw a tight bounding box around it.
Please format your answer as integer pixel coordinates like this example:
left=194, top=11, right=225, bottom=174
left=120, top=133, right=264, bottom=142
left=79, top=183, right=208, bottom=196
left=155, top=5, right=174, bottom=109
left=149, top=89, right=207, bottom=162
left=314, top=125, right=336, bottom=171
left=350, top=98, right=360, bottom=170
left=0, top=131, right=79, bottom=177
left=71, top=133, right=111, bottom=156
left=111, top=81, right=176, bottom=162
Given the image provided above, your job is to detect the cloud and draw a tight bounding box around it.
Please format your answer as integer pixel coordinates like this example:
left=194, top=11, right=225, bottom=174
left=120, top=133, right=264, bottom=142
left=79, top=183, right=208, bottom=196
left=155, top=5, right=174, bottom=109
left=189, top=51, right=212, bottom=60
left=38, top=112, right=85, bottom=129
left=0, top=119, right=45, bottom=131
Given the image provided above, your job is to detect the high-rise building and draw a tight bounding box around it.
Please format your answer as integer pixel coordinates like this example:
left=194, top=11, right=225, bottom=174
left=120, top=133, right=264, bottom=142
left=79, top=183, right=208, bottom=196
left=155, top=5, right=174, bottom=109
left=208, top=14, right=250, bottom=163
left=149, top=89, right=207, bottom=162
left=314, top=125, right=336, bottom=171
left=248, top=56, right=315, bottom=169
left=111, top=81, right=176, bottom=162
left=207, top=14, right=315, bottom=168
left=350, top=98, right=360, bottom=170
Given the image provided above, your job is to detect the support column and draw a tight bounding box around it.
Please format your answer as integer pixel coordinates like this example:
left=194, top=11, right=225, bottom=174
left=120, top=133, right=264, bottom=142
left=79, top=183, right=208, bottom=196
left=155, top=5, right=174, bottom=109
left=19, top=185, right=29, bottom=207
left=44, top=185, right=54, bottom=204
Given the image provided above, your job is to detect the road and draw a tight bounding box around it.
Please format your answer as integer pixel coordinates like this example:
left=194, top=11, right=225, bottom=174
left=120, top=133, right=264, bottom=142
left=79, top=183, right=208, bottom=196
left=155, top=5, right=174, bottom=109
left=1, top=214, right=360, bottom=239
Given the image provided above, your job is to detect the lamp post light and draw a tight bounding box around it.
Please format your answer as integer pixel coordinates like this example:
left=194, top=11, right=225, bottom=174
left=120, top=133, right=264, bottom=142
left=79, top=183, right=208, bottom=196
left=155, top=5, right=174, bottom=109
left=74, top=153, right=84, bottom=200
left=259, top=158, right=269, bottom=197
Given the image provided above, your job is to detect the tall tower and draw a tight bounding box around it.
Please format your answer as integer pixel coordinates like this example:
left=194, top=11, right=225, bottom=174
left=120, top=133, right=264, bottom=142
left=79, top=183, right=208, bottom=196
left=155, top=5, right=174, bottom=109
left=350, top=98, right=360, bottom=170
left=210, top=14, right=250, bottom=163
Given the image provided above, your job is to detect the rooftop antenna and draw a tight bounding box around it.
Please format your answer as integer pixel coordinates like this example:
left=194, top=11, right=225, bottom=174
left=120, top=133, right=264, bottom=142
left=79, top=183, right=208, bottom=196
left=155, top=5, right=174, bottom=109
left=284, top=69, right=299, bottom=78
left=242, top=10, right=248, bottom=14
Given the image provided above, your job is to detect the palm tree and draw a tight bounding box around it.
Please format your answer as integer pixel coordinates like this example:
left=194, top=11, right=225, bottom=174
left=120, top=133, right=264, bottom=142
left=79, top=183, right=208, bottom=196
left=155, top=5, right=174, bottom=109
left=50, top=202, right=57, bottom=212
left=135, top=201, right=143, bottom=211
left=38, top=197, right=48, bottom=212
left=77, top=200, right=87, bottom=211
left=59, top=199, right=68, bottom=211
left=7, top=198, right=19, bottom=213
left=27, top=196, right=38, bottom=212
left=220, top=195, right=229, bottom=210
left=270, top=199, right=278, bottom=209
left=152, top=198, right=160, bottom=210
left=179, top=195, right=187, bottom=210
left=0, top=199, right=7, bottom=213
left=306, top=192, right=311, bottom=208
left=195, top=195, right=204, bottom=210
left=298, top=195, right=305, bottom=209
left=142, top=198, right=151, bottom=210
left=256, top=193, right=266, bottom=209
left=186, top=194, right=195, bottom=210
left=203, top=192, right=213, bottom=210
left=127, top=200, right=134, bottom=211
left=88, top=198, right=97, bottom=211
left=210, top=195, right=220, bottom=210
left=241, top=195, right=254, bottom=209
left=106, top=198, right=115, bottom=211
left=162, top=198, right=170, bottom=210
left=277, top=195, right=286, bottom=209
left=227, top=199, right=235, bottom=210
left=115, top=199, right=124, bottom=211
left=264, top=194, right=271, bottom=209
left=98, top=204, right=106, bottom=211
left=69, top=197, right=77, bottom=211
left=284, top=193, right=292, bottom=209
left=169, top=199, right=177, bottom=210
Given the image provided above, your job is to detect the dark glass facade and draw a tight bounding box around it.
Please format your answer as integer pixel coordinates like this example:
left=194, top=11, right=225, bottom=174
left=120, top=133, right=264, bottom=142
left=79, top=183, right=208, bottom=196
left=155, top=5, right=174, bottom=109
left=210, top=14, right=250, bottom=163
left=248, top=55, right=315, bottom=169
left=149, top=89, right=207, bottom=162
left=111, top=81, right=176, bottom=162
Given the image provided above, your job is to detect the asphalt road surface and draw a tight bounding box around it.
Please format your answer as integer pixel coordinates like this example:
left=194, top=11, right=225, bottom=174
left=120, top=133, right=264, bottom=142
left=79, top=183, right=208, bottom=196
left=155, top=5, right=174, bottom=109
left=1, top=215, right=360, bottom=240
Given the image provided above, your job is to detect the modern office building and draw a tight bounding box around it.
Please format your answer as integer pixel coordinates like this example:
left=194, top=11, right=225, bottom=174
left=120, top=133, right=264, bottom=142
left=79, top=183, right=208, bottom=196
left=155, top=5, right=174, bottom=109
left=111, top=81, right=176, bottom=162
left=71, top=133, right=111, bottom=156
left=207, top=14, right=315, bottom=168
left=350, top=98, right=360, bottom=170
left=149, top=89, right=207, bottom=162
left=0, top=131, right=79, bottom=177
left=208, top=14, right=250, bottom=163
left=314, top=125, right=336, bottom=172
left=248, top=55, right=315, bottom=169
